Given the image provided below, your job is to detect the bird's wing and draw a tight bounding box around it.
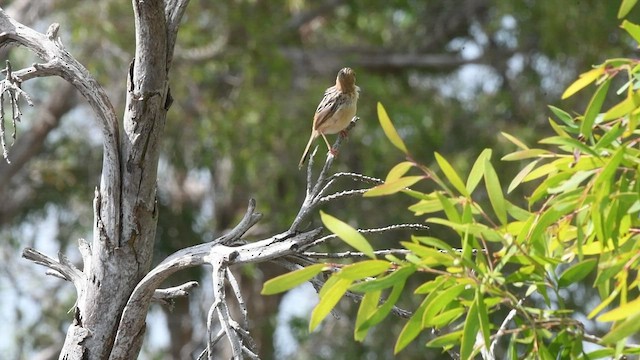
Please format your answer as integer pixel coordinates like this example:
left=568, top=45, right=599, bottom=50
left=314, top=88, right=343, bottom=130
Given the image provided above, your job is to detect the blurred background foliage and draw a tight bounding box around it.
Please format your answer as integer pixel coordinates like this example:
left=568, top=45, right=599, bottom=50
left=1, top=0, right=639, bottom=359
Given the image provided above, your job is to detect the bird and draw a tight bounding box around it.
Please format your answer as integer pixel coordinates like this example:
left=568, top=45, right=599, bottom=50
left=298, top=67, right=360, bottom=169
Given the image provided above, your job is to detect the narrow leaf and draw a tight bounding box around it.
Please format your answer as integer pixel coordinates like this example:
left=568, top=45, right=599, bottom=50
left=598, top=296, right=640, bottom=322
left=337, top=260, right=391, bottom=280
left=355, top=290, right=381, bottom=341
left=501, top=132, right=529, bottom=150
left=619, top=0, right=639, bottom=18
left=460, top=300, right=480, bottom=360
left=484, top=159, right=508, bottom=225
left=581, top=78, right=611, bottom=138
left=475, top=288, right=491, bottom=352
left=395, top=297, right=429, bottom=353
left=377, top=102, right=408, bottom=154
left=561, top=67, right=604, bottom=99
left=364, top=176, right=423, bottom=197
left=320, top=212, right=375, bottom=258
left=386, top=161, right=414, bottom=182
left=309, top=278, right=352, bottom=331
left=622, top=19, right=640, bottom=43
left=557, top=258, right=597, bottom=288
left=600, top=311, right=640, bottom=344
left=466, top=149, right=492, bottom=194
left=261, top=263, right=325, bottom=295
left=508, top=160, right=540, bottom=193
left=435, top=152, right=469, bottom=197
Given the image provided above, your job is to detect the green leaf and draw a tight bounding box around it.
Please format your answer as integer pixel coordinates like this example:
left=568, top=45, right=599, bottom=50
left=377, top=102, right=408, bottom=154
left=548, top=105, right=577, bottom=128
left=582, top=78, right=611, bottom=139
left=603, top=96, right=636, bottom=120
left=360, top=281, right=406, bottom=329
left=413, top=236, right=455, bottom=253
left=261, top=263, right=325, bottom=295
left=426, top=330, right=463, bottom=348
left=557, top=258, right=597, bottom=288
left=594, top=147, right=625, bottom=189
left=466, top=149, right=492, bottom=194
left=435, top=152, right=469, bottom=197
left=337, top=260, right=390, bottom=280
left=364, top=176, right=423, bottom=197
left=538, top=136, right=600, bottom=157
left=484, top=158, right=508, bottom=225
left=386, top=161, right=414, bottom=182
left=350, top=265, right=416, bottom=292
left=619, top=0, right=639, bottom=18
left=600, top=311, right=640, bottom=344
left=561, top=67, right=604, bottom=99
left=501, top=132, right=529, bottom=150
left=355, top=290, right=380, bottom=341
left=475, top=288, right=491, bottom=352
left=598, top=296, right=640, bottom=322
left=622, top=19, right=640, bottom=43
left=460, top=299, right=480, bottom=360
left=408, top=198, right=443, bottom=215
left=309, top=277, right=352, bottom=331
left=430, top=307, right=466, bottom=327
left=508, top=160, right=540, bottom=193
left=422, top=283, right=467, bottom=326
left=594, top=122, right=624, bottom=150
left=320, top=211, right=375, bottom=258
left=501, top=149, right=550, bottom=161
left=395, top=297, right=429, bottom=353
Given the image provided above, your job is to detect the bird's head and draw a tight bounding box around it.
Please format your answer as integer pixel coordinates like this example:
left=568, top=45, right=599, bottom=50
left=336, top=67, right=356, bottom=92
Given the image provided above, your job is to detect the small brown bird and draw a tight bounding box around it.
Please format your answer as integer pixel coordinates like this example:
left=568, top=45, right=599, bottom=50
left=298, top=67, right=360, bottom=168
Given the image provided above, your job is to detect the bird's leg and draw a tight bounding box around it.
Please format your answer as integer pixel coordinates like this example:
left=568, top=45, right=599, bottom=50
left=321, top=133, right=339, bottom=156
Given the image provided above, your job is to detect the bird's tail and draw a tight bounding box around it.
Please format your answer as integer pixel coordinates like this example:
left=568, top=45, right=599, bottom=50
left=298, top=132, right=317, bottom=169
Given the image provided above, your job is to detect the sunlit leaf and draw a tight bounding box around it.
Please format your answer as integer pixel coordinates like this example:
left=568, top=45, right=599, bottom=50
left=582, top=78, right=611, bottom=138
left=539, top=136, right=600, bottom=157
left=359, top=281, right=406, bottom=329
left=337, top=260, right=391, bottom=280
left=460, top=299, right=480, bottom=360
left=261, top=263, right=325, bottom=295
left=501, top=132, right=529, bottom=150
left=600, top=311, right=640, bottom=344
left=557, top=258, right=597, bottom=287
left=386, top=161, right=414, bottom=182
left=395, top=297, right=429, bottom=353
left=309, top=278, right=352, bottom=331
left=603, top=96, right=637, bottom=120
left=484, top=159, right=508, bottom=225
left=320, top=211, right=375, bottom=258
left=355, top=290, right=380, bottom=341
left=350, top=266, right=416, bottom=292
left=508, top=160, right=540, bottom=193
left=501, top=149, right=550, bottom=161
left=435, top=152, right=469, bottom=197
left=475, top=288, right=491, bottom=352
left=548, top=105, right=577, bottom=128
left=466, top=149, right=492, bottom=194
left=561, top=67, right=604, bottom=99
left=622, top=19, right=640, bottom=43
left=377, top=102, right=408, bottom=154
left=619, top=0, right=639, bottom=18
left=598, top=296, right=640, bottom=322
left=364, top=176, right=423, bottom=197
left=426, top=330, right=463, bottom=348
left=422, top=283, right=467, bottom=326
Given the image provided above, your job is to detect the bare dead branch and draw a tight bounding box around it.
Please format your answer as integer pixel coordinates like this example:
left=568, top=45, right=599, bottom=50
left=21, top=248, right=84, bottom=290
left=152, top=281, right=199, bottom=306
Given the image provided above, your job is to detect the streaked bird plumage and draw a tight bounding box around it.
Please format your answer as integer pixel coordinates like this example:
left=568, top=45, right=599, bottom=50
left=299, top=67, right=360, bottom=168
